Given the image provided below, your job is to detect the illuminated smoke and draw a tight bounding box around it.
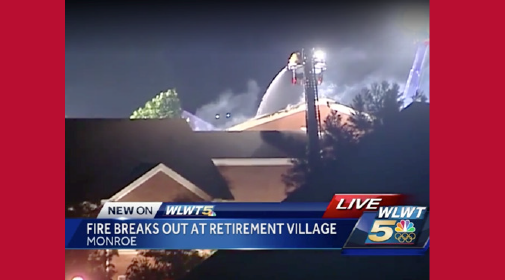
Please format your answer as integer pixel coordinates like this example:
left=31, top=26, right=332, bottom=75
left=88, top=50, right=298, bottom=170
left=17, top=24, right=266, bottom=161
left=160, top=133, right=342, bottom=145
left=195, top=80, right=261, bottom=129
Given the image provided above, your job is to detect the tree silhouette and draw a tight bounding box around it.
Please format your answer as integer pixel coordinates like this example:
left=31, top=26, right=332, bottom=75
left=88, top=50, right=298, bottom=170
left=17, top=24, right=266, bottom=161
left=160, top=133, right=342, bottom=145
left=66, top=201, right=101, bottom=218
left=87, top=249, right=119, bottom=280
left=283, top=81, right=428, bottom=199
left=125, top=250, right=208, bottom=280
left=412, top=90, right=428, bottom=103
left=350, top=81, right=403, bottom=129
left=130, top=89, right=182, bottom=119
left=124, top=257, right=166, bottom=280
left=283, top=112, right=358, bottom=194
left=66, top=202, right=118, bottom=280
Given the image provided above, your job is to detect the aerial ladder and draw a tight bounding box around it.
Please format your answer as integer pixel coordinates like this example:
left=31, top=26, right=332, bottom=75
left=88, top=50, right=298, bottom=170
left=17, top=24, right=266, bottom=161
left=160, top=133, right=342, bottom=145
left=287, top=49, right=327, bottom=177
left=402, top=39, right=430, bottom=109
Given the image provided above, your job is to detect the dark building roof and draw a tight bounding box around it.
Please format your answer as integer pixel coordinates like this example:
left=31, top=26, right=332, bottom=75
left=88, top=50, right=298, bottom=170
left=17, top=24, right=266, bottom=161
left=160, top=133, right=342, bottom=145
left=194, top=131, right=306, bottom=159
left=66, top=119, right=305, bottom=204
left=65, top=119, right=234, bottom=203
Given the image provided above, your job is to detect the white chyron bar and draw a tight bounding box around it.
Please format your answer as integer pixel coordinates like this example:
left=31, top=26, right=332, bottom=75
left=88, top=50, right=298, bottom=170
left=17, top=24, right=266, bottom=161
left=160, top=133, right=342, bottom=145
left=97, top=202, right=163, bottom=219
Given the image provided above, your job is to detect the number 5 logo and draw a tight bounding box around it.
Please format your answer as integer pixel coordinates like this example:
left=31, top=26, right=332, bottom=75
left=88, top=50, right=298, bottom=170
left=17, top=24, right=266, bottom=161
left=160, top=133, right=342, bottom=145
left=368, top=220, right=396, bottom=242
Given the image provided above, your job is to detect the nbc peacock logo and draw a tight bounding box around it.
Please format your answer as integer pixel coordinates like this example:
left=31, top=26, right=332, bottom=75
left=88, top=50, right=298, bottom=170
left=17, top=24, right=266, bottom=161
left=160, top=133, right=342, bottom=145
left=395, top=220, right=416, bottom=232
left=394, top=220, right=417, bottom=243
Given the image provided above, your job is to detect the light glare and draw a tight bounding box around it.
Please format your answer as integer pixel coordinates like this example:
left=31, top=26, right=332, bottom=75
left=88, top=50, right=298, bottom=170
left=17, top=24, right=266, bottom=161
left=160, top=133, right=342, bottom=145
left=313, top=50, right=325, bottom=60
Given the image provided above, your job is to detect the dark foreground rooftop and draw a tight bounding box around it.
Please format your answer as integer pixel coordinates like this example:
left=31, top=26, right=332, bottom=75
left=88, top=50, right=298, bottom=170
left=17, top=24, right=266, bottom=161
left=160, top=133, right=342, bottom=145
left=65, top=119, right=306, bottom=204
left=182, top=102, right=430, bottom=280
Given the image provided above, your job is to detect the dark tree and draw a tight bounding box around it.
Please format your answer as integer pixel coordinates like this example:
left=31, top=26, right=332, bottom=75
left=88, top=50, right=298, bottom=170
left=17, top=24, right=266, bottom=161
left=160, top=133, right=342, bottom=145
left=125, top=257, right=166, bottom=280
left=123, top=197, right=212, bottom=279
left=352, top=81, right=403, bottom=128
left=283, top=81, right=428, bottom=200
left=66, top=201, right=101, bottom=218
left=283, top=112, right=358, bottom=194
left=412, top=90, right=429, bottom=103
left=125, top=250, right=209, bottom=280
left=66, top=202, right=117, bottom=280
left=87, top=250, right=119, bottom=280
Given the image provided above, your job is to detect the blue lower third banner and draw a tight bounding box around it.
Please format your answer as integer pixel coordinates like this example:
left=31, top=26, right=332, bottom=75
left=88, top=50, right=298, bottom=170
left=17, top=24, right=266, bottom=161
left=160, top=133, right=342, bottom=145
left=65, top=219, right=357, bottom=250
left=65, top=202, right=430, bottom=255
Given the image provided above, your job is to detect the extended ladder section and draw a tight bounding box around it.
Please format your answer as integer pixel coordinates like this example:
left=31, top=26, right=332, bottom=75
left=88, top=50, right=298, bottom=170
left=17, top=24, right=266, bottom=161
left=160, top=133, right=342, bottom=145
left=402, top=40, right=430, bottom=109
left=306, top=60, right=323, bottom=134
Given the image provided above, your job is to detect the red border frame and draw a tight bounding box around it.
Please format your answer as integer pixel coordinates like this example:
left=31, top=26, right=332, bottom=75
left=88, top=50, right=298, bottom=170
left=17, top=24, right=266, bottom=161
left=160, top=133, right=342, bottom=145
left=3, top=0, right=500, bottom=279
left=3, top=0, right=64, bottom=279
left=432, top=1, right=501, bottom=280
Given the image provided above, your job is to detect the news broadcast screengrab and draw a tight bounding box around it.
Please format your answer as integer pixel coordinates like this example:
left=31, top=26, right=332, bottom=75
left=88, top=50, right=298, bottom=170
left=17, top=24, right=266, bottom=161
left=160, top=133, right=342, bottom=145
left=65, top=1, right=431, bottom=280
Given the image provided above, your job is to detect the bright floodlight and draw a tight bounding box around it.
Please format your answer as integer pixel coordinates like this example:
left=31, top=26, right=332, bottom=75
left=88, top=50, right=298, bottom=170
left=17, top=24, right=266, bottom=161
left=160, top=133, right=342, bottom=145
left=71, top=277, right=84, bottom=280
left=313, top=50, right=325, bottom=60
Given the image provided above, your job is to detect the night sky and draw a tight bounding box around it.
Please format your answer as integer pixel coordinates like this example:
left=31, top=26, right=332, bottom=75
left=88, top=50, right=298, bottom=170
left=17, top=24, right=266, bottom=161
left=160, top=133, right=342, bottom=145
left=65, top=0, right=429, bottom=122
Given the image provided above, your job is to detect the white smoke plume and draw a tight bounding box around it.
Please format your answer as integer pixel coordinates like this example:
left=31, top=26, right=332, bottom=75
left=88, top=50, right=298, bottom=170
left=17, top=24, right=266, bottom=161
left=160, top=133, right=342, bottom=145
left=318, top=76, right=406, bottom=106
left=317, top=33, right=421, bottom=105
left=194, top=22, right=428, bottom=128
left=313, top=10, right=429, bottom=104
left=294, top=34, right=422, bottom=108
left=195, top=80, right=261, bottom=129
